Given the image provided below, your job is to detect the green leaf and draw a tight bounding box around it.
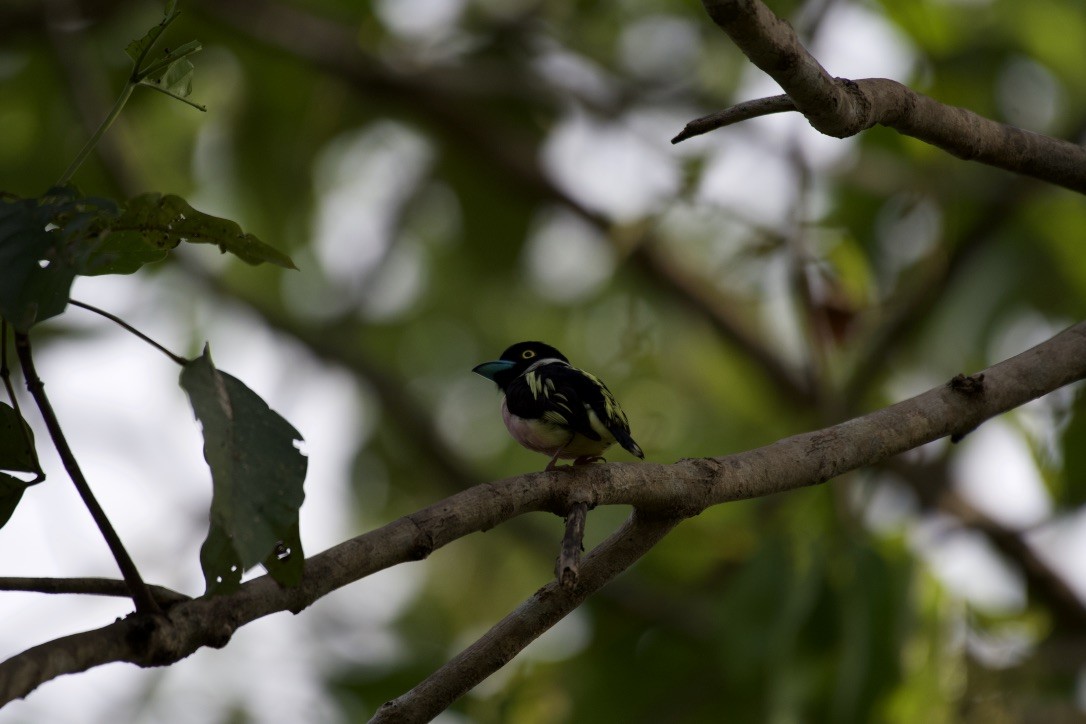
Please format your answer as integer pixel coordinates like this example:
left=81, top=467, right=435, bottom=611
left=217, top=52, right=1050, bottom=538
left=199, top=522, right=244, bottom=593
left=82, top=229, right=174, bottom=275
left=262, top=521, right=304, bottom=588
left=141, top=58, right=195, bottom=97
left=0, top=194, right=81, bottom=331
left=124, top=2, right=180, bottom=66
left=0, top=402, right=37, bottom=474
left=0, top=474, right=28, bottom=531
left=81, top=193, right=182, bottom=275
left=180, top=345, right=307, bottom=594
left=112, top=193, right=296, bottom=270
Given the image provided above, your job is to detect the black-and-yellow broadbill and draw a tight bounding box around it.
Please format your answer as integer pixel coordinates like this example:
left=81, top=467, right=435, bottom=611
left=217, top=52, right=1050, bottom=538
left=473, top=341, right=644, bottom=471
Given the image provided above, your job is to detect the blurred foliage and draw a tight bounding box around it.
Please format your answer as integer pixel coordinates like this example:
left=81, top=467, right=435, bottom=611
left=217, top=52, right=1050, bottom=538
left=2, top=0, right=1086, bottom=721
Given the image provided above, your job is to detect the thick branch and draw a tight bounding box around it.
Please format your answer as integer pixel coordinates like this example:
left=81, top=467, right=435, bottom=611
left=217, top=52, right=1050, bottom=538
left=3, top=321, right=1085, bottom=705
left=693, top=0, right=1086, bottom=194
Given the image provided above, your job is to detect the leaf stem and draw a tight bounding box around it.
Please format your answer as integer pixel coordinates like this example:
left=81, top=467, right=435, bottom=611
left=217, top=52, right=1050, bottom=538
left=69, top=299, right=189, bottom=366
left=13, top=332, right=160, bottom=615
left=141, top=84, right=207, bottom=111
left=55, top=4, right=196, bottom=186
left=56, top=82, right=135, bottom=187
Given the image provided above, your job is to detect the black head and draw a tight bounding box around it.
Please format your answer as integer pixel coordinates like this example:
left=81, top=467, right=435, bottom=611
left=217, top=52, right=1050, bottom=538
left=472, top=341, right=569, bottom=390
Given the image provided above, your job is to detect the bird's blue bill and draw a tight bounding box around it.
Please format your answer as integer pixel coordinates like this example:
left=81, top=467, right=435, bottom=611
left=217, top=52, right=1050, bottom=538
left=472, top=359, right=517, bottom=380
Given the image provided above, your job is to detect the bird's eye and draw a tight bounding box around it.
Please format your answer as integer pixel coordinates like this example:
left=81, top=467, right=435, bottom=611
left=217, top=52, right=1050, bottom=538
left=521, top=349, right=536, bottom=360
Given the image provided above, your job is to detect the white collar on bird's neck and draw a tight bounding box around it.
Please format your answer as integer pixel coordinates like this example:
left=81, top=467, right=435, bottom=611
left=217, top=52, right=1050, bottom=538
left=524, top=357, right=569, bottom=374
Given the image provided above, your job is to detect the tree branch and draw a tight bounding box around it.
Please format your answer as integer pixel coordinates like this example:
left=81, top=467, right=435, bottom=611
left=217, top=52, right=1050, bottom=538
left=688, top=0, right=1086, bottom=194
left=373, top=510, right=681, bottom=723
left=672, top=94, right=796, bottom=142
left=0, top=577, right=190, bottom=608
left=556, top=501, right=589, bottom=589
left=2, top=321, right=1083, bottom=706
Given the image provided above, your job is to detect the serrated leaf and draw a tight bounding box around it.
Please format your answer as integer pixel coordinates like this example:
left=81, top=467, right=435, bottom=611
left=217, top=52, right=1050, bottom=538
left=180, top=345, right=307, bottom=595
left=0, top=474, right=28, bottom=531
left=0, top=403, right=37, bottom=474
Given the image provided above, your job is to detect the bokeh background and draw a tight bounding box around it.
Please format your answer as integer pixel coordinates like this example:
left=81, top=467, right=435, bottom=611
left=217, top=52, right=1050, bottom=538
left=3, top=0, right=1086, bottom=721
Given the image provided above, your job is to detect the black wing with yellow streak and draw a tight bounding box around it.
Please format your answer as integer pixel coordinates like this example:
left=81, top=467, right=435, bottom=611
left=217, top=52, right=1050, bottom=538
left=505, top=362, right=643, bottom=458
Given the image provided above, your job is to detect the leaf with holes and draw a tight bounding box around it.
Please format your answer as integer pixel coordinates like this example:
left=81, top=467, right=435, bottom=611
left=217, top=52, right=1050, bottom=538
left=141, top=57, right=196, bottom=98
left=0, top=192, right=87, bottom=331
left=110, top=193, right=295, bottom=270
left=124, top=0, right=179, bottom=65
left=180, top=345, right=307, bottom=594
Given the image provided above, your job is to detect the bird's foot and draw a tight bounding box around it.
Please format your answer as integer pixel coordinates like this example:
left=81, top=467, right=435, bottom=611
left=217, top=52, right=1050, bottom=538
left=573, top=455, right=605, bottom=466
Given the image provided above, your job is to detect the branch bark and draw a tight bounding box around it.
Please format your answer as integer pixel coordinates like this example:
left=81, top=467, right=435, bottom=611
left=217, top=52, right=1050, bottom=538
left=683, top=0, right=1086, bottom=194
left=3, top=321, right=1084, bottom=707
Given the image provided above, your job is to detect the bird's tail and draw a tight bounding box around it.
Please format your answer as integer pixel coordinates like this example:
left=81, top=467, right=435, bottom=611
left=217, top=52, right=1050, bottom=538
left=613, top=428, right=644, bottom=459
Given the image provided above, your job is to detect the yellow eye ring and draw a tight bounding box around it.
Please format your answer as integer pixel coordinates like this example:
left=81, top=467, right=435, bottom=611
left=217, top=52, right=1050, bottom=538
left=521, top=349, right=536, bottom=360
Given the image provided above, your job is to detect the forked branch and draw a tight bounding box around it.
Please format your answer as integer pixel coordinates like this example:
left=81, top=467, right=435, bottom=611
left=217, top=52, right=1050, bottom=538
left=2, top=321, right=1084, bottom=706
left=681, top=0, right=1086, bottom=194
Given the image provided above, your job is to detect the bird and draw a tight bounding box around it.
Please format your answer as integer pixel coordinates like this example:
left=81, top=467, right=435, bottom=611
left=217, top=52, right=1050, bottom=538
left=472, top=341, right=644, bottom=471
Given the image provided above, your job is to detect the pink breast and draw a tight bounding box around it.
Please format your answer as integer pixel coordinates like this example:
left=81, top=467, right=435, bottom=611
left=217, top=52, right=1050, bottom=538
left=501, top=398, right=567, bottom=454
left=499, top=398, right=611, bottom=458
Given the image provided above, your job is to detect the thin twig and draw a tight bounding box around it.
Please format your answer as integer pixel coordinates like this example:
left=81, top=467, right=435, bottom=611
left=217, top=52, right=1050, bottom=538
left=556, top=501, right=588, bottom=589
left=672, top=94, right=796, bottom=143
left=0, top=577, right=190, bottom=608
left=69, top=299, right=188, bottom=366
left=374, top=511, right=681, bottom=723
left=13, top=332, right=160, bottom=615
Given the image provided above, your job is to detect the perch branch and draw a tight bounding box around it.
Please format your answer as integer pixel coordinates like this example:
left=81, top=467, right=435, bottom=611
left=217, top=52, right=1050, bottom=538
left=2, top=321, right=1084, bottom=706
